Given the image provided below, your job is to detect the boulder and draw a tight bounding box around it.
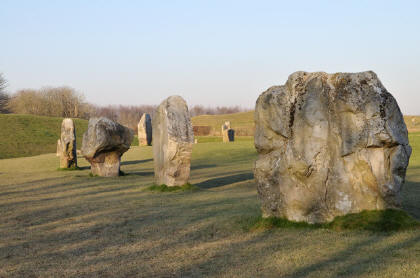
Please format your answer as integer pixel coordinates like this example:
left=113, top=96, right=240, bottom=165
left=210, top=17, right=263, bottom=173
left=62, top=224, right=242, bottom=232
left=138, top=113, right=152, bottom=146
left=152, top=96, right=194, bottom=186
left=222, top=121, right=231, bottom=142
left=81, top=117, right=133, bottom=177
left=58, top=118, right=77, bottom=168
left=254, top=71, right=411, bottom=223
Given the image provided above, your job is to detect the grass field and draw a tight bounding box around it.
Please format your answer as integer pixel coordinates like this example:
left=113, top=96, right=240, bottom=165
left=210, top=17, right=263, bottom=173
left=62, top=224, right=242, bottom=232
left=2, top=113, right=420, bottom=159
left=1, top=134, right=420, bottom=277
left=0, top=114, right=89, bottom=159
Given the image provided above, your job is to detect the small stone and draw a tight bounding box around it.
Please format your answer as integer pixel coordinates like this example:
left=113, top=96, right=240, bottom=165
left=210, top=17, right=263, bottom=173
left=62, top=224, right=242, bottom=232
left=58, top=118, right=77, bottom=168
left=152, top=96, right=194, bottom=186
left=138, top=113, right=152, bottom=146
left=81, top=117, right=133, bottom=177
left=222, top=121, right=231, bottom=142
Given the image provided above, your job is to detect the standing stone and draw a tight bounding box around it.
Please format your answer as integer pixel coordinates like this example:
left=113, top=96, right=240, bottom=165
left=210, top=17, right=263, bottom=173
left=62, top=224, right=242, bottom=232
left=81, top=117, right=133, bottom=177
left=59, top=118, right=77, bottom=168
left=152, top=95, right=194, bottom=186
left=138, top=113, right=152, bottom=146
left=254, top=71, right=411, bottom=223
left=56, top=139, right=62, bottom=157
left=222, top=121, right=231, bottom=142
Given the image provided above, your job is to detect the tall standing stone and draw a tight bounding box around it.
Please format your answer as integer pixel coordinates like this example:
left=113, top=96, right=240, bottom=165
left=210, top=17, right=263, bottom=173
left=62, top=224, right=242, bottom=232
left=254, top=71, right=411, bottom=223
left=138, top=113, right=152, bottom=146
left=152, top=95, right=194, bottom=186
left=58, top=118, right=77, bottom=168
left=81, top=117, right=133, bottom=177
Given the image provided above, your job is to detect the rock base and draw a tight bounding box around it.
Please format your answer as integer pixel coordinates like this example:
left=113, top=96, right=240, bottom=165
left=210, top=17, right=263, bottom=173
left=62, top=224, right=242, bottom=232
left=89, top=152, right=121, bottom=177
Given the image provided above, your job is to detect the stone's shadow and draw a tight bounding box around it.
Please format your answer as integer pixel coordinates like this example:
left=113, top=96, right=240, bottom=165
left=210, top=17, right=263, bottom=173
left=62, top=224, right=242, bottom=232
left=195, top=172, right=254, bottom=189
left=402, top=179, right=420, bottom=220
left=191, top=164, right=217, bottom=170
left=78, top=166, right=90, bottom=170
left=121, top=159, right=153, bottom=166
left=128, top=171, right=154, bottom=177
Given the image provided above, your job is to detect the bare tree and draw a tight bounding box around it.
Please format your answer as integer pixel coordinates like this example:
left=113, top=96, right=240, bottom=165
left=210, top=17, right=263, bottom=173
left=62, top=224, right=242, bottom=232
left=7, top=86, right=91, bottom=118
left=0, top=73, right=9, bottom=113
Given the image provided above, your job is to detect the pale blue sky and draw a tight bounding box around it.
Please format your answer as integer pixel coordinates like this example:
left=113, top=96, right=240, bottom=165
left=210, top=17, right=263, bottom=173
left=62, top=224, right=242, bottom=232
left=1, top=0, right=419, bottom=114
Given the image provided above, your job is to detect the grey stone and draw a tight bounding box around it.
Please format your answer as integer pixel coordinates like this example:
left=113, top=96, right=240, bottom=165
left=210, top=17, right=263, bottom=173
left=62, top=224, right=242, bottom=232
left=152, top=95, right=194, bottom=186
left=58, top=118, right=77, bottom=168
left=81, top=117, right=133, bottom=177
left=138, top=113, right=152, bottom=146
left=254, top=71, right=411, bottom=223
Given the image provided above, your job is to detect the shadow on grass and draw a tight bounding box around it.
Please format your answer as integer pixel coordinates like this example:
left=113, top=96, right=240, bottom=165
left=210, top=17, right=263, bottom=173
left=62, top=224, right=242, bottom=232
left=128, top=171, right=154, bottom=177
left=191, top=164, right=217, bottom=170
left=195, top=172, right=254, bottom=189
left=283, top=234, right=420, bottom=278
left=121, top=159, right=153, bottom=166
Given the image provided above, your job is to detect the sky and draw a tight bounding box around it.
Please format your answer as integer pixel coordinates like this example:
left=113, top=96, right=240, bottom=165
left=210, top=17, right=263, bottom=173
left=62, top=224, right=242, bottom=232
left=1, top=0, right=419, bottom=114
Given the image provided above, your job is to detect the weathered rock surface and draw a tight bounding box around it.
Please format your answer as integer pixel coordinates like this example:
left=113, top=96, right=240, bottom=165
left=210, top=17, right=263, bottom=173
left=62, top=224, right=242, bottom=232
left=138, top=113, right=152, bottom=146
left=254, top=71, right=411, bottom=223
left=81, top=117, right=133, bottom=177
left=152, top=96, right=194, bottom=186
left=56, top=139, right=61, bottom=157
left=58, top=118, right=77, bottom=168
left=222, top=121, right=233, bottom=142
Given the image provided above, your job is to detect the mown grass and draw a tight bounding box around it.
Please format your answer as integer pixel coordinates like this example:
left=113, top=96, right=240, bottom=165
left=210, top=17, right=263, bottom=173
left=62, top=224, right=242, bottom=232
left=0, top=135, right=420, bottom=277
left=148, top=183, right=198, bottom=192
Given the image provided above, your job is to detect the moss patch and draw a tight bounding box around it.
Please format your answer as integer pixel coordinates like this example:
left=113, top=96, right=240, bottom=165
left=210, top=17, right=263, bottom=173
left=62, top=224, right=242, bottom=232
left=246, top=209, right=420, bottom=232
left=326, top=209, right=420, bottom=232
left=147, top=183, right=198, bottom=192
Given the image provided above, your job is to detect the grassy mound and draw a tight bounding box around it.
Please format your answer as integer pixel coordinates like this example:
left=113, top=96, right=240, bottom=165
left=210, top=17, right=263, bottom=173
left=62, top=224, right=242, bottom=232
left=191, top=111, right=254, bottom=136
left=148, top=183, right=198, bottom=192
left=0, top=114, right=89, bottom=159
left=247, top=209, right=420, bottom=232
left=0, top=114, right=141, bottom=159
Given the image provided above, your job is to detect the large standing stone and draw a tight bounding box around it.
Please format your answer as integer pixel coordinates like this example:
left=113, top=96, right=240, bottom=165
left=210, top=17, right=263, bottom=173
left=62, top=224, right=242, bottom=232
left=152, top=96, right=194, bottom=186
left=81, top=117, right=133, bottom=177
left=138, top=113, right=152, bottom=146
left=254, top=71, right=411, bottom=223
left=58, top=118, right=77, bottom=168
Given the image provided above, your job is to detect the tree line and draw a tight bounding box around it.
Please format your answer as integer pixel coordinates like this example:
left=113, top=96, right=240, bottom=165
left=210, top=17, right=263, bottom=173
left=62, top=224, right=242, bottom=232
left=0, top=73, right=250, bottom=131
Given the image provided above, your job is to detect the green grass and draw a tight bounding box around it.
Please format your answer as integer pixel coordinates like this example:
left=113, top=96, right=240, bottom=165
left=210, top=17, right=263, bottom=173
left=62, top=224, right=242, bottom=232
left=56, top=166, right=82, bottom=171
left=192, top=113, right=420, bottom=137
left=0, top=114, right=89, bottom=159
left=148, top=183, right=198, bottom=192
left=192, top=111, right=254, bottom=136
left=0, top=114, right=139, bottom=159
left=195, top=135, right=253, bottom=143
left=327, top=209, right=420, bottom=232
left=245, top=209, right=420, bottom=233
left=0, top=128, right=420, bottom=277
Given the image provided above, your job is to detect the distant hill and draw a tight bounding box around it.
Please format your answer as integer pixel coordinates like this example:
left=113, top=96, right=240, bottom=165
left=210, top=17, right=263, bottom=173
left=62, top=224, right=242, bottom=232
left=191, top=111, right=254, bottom=136
left=0, top=112, right=419, bottom=159
left=0, top=114, right=89, bottom=159
left=191, top=111, right=420, bottom=134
